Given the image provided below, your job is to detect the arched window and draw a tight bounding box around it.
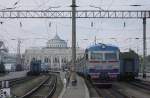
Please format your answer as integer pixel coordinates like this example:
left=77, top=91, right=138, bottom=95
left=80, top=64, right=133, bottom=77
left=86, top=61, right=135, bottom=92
left=62, top=58, right=64, bottom=63
left=49, top=58, right=51, bottom=63
left=64, top=57, right=67, bottom=63
left=55, top=57, right=57, bottom=63
left=44, top=57, right=48, bottom=63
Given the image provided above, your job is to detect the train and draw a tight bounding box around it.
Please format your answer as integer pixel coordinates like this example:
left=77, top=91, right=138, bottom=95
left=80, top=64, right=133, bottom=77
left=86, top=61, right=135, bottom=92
left=120, top=50, right=139, bottom=80
left=27, top=58, right=49, bottom=76
left=41, top=63, right=49, bottom=73
left=76, top=43, right=120, bottom=85
left=76, top=43, right=139, bottom=85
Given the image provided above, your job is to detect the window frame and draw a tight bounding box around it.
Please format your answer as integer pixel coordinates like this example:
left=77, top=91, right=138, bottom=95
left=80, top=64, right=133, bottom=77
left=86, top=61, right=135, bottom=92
left=104, top=52, right=118, bottom=61
left=89, top=51, right=104, bottom=61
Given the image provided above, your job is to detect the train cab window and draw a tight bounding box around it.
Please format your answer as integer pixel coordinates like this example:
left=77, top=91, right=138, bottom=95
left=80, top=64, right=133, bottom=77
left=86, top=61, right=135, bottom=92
left=91, top=52, right=103, bottom=60
left=105, top=53, right=117, bottom=61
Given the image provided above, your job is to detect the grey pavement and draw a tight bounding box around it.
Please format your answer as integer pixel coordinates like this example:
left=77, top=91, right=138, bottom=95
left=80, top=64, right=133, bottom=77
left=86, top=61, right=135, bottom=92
left=0, top=71, right=27, bottom=81
left=136, top=73, right=150, bottom=82
left=137, top=77, right=150, bottom=82
left=59, top=71, right=89, bottom=98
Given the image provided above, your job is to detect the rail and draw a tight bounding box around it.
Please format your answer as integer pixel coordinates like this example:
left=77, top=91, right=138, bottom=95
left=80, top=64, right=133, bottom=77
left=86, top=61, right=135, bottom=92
left=19, top=75, right=57, bottom=98
left=129, top=79, right=150, bottom=91
left=0, top=77, right=28, bottom=88
left=84, top=78, right=130, bottom=98
left=19, top=76, right=50, bottom=98
left=47, top=75, right=57, bottom=98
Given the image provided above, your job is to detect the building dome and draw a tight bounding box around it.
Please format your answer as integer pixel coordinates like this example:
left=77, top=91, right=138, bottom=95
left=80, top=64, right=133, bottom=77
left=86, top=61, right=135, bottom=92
left=47, top=34, right=67, bottom=48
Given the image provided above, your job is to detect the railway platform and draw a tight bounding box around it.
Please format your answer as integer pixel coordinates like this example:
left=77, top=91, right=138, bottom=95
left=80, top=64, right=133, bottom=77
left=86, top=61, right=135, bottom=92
left=136, top=73, right=150, bottom=82
left=59, top=71, right=89, bottom=98
left=0, top=71, right=27, bottom=81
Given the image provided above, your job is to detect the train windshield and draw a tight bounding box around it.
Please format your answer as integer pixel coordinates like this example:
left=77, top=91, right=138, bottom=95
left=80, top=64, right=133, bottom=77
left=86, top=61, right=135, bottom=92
left=105, top=53, right=117, bottom=61
left=91, top=52, right=103, bottom=60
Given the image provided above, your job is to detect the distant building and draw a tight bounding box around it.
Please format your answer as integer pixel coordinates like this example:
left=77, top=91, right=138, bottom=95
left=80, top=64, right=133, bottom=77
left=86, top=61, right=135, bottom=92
left=24, top=34, right=84, bottom=70
left=0, top=40, right=8, bottom=62
left=2, top=53, right=17, bottom=71
left=0, top=41, right=17, bottom=71
left=3, top=53, right=17, bottom=64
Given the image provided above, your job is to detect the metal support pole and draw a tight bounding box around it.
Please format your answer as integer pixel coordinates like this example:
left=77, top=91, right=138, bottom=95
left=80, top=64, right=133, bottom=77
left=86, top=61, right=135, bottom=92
left=71, top=0, right=77, bottom=85
left=94, top=36, right=97, bottom=45
left=143, top=17, right=146, bottom=78
left=16, top=39, right=22, bottom=71
left=17, top=39, right=21, bottom=65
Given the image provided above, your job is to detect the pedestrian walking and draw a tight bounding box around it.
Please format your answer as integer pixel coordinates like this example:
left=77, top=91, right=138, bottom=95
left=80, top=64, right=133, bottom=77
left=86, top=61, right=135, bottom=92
left=63, top=78, right=67, bottom=88
left=66, top=71, right=71, bottom=87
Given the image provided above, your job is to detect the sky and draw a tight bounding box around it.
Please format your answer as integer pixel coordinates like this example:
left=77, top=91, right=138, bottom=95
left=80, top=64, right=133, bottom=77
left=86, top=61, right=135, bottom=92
left=0, top=0, right=150, bottom=55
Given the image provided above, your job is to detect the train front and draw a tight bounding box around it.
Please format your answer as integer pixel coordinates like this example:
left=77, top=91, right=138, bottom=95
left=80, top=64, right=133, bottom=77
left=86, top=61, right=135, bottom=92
left=86, top=43, right=120, bottom=85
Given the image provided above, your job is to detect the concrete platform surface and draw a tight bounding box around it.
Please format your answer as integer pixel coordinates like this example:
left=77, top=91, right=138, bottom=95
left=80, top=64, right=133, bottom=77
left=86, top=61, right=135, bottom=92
left=0, top=71, right=27, bottom=81
left=59, top=71, right=89, bottom=98
left=136, top=73, right=150, bottom=82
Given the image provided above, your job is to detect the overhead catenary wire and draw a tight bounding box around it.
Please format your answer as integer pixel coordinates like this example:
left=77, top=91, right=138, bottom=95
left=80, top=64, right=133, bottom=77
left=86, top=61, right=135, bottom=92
left=0, top=0, right=149, bottom=54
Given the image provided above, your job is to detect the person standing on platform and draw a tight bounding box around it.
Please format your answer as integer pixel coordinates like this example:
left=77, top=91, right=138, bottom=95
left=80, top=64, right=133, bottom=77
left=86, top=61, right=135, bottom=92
left=63, top=78, right=67, bottom=88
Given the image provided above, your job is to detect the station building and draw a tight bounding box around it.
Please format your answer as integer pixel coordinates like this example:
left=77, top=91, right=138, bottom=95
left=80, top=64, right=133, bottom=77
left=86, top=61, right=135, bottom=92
left=24, top=34, right=84, bottom=70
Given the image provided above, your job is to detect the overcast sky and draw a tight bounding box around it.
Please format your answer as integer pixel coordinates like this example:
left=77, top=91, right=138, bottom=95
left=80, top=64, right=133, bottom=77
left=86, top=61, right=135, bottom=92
left=0, top=0, right=150, bottom=55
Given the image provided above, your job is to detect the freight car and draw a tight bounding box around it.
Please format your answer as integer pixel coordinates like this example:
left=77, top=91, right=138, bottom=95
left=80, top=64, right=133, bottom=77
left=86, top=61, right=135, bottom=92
left=119, top=50, right=139, bottom=80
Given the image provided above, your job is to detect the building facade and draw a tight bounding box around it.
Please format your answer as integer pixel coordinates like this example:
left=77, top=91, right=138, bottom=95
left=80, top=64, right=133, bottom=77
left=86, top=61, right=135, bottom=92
left=24, top=34, right=84, bottom=70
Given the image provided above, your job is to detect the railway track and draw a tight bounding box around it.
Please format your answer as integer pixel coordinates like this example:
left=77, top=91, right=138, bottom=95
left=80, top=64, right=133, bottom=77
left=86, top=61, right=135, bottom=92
left=85, top=78, right=129, bottom=98
left=0, top=77, right=33, bottom=88
left=95, top=86, right=130, bottom=98
left=10, top=77, right=35, bottom=87
left=113, top=82, right=150, bottom=98
left=129, top=79, right=150, bottom=91
left=19, top=74, right=57, bottom=98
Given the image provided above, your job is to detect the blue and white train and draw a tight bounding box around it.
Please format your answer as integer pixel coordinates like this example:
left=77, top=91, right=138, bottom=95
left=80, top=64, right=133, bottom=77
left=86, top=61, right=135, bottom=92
left=76, top=43, right=120, bottom=85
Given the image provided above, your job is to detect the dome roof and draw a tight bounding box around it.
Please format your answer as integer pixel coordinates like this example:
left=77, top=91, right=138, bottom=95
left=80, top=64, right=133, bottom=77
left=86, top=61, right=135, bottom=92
left=53, top=34, right=61, bottom=40
left=47, top=34, right=67, bottom=48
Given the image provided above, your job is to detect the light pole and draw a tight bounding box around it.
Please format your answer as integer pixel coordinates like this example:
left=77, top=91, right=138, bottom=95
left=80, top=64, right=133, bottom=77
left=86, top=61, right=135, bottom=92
left=11, top=38, right=22, bottom=71
left=71, top=0, right=77, bottom=85
left=129, top=4, right=147, bottom=78
left=135, top=38, right=140, bottom=54
left=143, top=17, right=146, bottom=78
